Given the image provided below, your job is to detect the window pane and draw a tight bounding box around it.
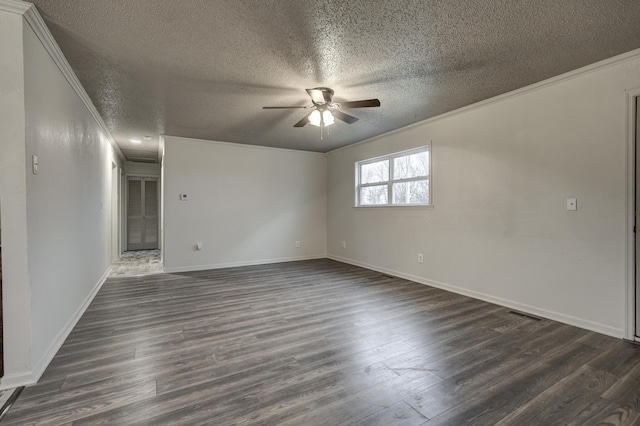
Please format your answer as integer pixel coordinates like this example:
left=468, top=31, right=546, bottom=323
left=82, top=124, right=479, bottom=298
left=393, top=151, right=429, bottom=180
left=360, top=160, right=389, bottom=184
left=360, top=184, right=388, bottom=205
left=392, top=180, right=429, bottom=204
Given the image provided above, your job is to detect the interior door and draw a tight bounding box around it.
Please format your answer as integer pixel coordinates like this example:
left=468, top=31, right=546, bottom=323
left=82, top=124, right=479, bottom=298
left=127, top=177, right=159, bottom=250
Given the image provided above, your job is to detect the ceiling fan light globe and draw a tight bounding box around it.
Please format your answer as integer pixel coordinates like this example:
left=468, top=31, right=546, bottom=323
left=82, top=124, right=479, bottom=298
left=323, top=110, right=335, bottom=126
left=309, top=110, right=322, bottom=126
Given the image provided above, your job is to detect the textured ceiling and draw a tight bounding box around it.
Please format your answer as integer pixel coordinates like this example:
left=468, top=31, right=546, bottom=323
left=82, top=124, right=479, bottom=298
left=27, top=0, right=640, bottom=160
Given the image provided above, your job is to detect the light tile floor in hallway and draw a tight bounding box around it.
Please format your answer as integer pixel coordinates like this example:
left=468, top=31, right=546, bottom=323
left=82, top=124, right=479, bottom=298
left=109, top=249, right=163, bottom=277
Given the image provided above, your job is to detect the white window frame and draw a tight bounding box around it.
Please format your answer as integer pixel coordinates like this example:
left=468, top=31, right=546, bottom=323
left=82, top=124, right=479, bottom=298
left=355, top=145, right=432, bottom=207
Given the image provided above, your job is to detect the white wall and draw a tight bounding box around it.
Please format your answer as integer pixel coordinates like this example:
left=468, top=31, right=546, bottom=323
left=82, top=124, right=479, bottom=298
left=22, top=20, right=122, bottom=380
left=163, top=136, right=327, bottom=272
left=124, top=160, right=161, bottom=177
left=328, top=54, right=640, bottom=338
left=0, top=8, right=32, bottom=388
left=0, top=3, right=123, bottom=388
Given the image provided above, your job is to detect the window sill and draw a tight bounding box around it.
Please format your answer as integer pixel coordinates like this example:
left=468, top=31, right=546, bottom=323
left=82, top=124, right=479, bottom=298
left=353, top=204, right=434, bottom=210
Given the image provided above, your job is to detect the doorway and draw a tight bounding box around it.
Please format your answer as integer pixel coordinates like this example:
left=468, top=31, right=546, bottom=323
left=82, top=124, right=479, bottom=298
left=126, top=177, right=159, bottom=251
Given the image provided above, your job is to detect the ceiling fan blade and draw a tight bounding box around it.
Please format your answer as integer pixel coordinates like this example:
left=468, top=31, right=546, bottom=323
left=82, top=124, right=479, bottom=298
left=293, top=114, right=310, bottom=127
left=263, top=106, right=309, bottom=109
left=332, top=110, right=359, bottom=124
left=336, top=99, right=381, bottom=109
left=306, top=87, right=333, bottom=105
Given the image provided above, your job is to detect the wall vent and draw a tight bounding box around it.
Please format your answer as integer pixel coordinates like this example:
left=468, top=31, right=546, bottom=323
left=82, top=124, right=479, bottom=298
left=508, top=310, right=543, bottom=321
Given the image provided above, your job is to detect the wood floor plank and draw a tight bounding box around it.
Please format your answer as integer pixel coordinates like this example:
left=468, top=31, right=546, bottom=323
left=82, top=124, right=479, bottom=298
left=2, top=258, right=638, bottom=425
left=402, top=321, right=569, bottom=418
left=588, top=339, right=640, bottom=378
left=348, top=400, right=428, bottom=426
left=2, top=378, right=156, bottom=425
left=494, top=365, right=619, bottom=425
left=422, top=343, right=603, bottom=425
left=601, top=358, right=640, bottom=411
left=582, top=403, right=640, bottom=426
left=72, top=357, right=302, bottom=425
left=279, top=371, right=441, bottom=426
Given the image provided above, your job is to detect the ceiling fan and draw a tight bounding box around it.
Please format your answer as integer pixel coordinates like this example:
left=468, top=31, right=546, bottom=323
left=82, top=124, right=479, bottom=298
left=263, top=87, right=381, bottom=128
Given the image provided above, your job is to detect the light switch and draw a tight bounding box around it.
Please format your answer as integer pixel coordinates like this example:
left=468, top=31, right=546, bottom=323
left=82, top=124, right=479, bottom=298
left=567, top=198, right=577, bottom=211
left=32, top=155, right=38, bottom=175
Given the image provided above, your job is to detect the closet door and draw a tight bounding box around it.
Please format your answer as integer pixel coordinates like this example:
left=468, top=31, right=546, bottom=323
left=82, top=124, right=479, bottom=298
left=127, top=177, right=159, bottom=250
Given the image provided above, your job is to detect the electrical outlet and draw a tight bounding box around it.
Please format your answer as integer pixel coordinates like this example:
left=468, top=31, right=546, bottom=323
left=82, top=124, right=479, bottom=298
left=341, top=241, right=346, bottom=249
left=295, top=241, right=300, bottom=248
left=418, top=253, right=424, bottom=263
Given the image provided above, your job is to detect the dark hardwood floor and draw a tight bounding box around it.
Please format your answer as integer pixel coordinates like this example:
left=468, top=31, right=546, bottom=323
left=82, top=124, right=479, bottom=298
left=3, top=259, right=640, bottom=425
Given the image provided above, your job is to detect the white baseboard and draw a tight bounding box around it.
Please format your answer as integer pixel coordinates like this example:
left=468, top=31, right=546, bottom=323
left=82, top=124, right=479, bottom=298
left=328, top=254, right=624, bottom=338
left=163, top=254, right=327, bottom=274
left=28, top=265, right=113, bottom=384
left=0, top=371, right=34, bottom=391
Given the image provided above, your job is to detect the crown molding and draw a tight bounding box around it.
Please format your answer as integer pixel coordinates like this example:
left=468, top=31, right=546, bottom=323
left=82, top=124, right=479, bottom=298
left=329, top=47, right=640, bottom=155
left=163, top=135, right=328, bottom=157
left=0, top=0, right=126, bottom=162
left=0, top=0, right=30, bottom=14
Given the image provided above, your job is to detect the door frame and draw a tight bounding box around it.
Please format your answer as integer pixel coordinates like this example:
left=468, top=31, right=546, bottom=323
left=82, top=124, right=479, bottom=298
left=0, top=196, right=3, bottom=378
left=625, top=88, right=640, bottom=341
left=125, top=173, right=160, bottom=251
left=110, top=162, right=119, bottom=263
left=120, top=168, right=126, bottom=255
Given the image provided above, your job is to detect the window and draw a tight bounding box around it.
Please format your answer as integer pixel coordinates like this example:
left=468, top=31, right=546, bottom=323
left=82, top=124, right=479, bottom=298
left=356, top=146, right=430, bottom=207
